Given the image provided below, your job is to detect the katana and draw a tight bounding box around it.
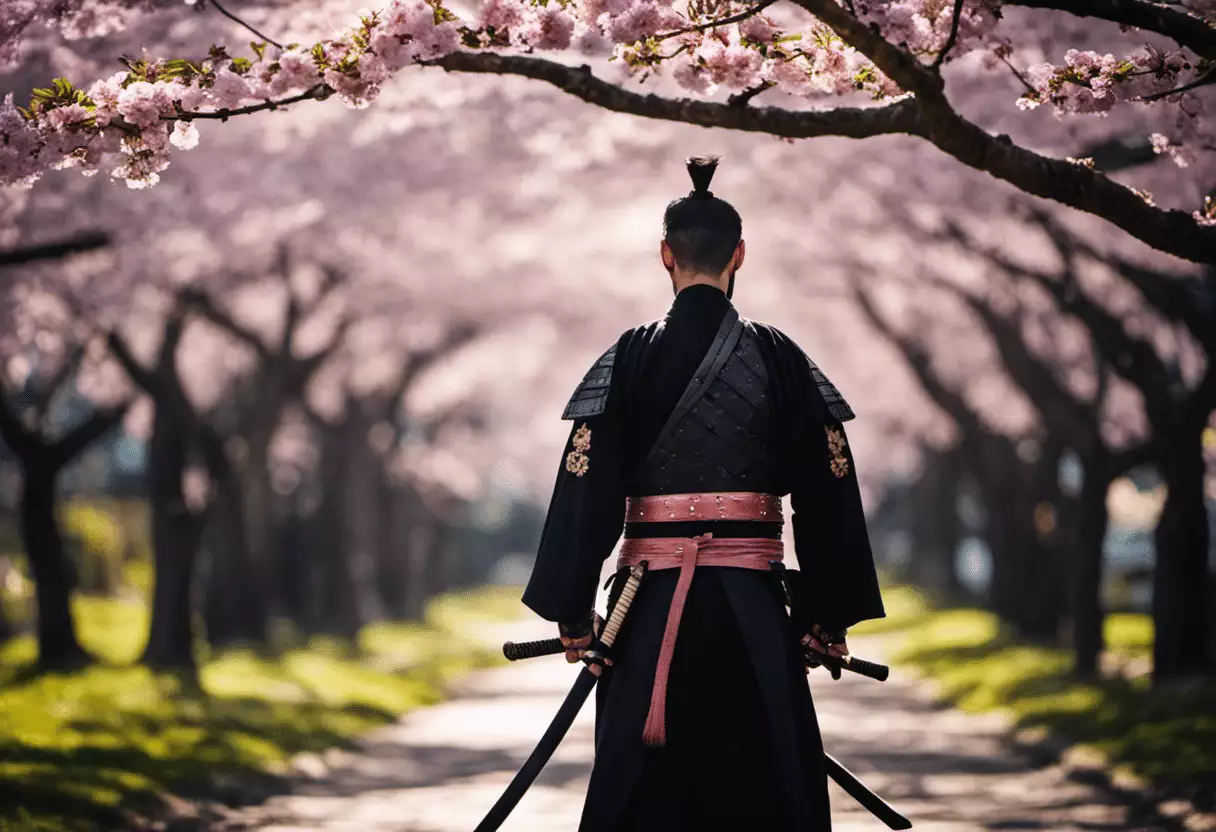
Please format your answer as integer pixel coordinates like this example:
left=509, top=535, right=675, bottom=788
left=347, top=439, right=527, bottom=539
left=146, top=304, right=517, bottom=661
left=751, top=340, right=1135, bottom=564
left=502, top=629, right=911, bottom=830
left=474, top=563, right=646, bottom=832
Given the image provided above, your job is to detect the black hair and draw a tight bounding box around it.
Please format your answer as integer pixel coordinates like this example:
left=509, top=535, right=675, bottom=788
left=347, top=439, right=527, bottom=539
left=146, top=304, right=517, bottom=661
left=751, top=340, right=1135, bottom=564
left=662, top=156, right=743, bottom=277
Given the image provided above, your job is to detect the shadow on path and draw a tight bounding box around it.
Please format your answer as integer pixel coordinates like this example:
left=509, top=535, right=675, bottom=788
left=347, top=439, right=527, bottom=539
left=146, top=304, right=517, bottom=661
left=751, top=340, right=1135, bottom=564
left=222, top=624, right=1156, bottom=832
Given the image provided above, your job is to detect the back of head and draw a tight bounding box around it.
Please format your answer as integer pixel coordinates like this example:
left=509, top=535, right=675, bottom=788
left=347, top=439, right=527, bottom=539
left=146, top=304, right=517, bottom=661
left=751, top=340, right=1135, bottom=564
left=662, top=156, right=742, bottom=276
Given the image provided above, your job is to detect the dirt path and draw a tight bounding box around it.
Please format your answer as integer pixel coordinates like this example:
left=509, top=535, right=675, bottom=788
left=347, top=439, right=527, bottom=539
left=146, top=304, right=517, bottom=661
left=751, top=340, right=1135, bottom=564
left=223, top=618, right=1152, bottom=832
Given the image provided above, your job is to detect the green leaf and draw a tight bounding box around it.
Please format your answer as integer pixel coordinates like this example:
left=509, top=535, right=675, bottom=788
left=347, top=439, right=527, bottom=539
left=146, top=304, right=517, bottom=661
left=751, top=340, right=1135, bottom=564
left=230, top=56, right=253, bottom=74
left=251, top=41, right=267, bottom=61
left=431, top=3, right=458, bottom=23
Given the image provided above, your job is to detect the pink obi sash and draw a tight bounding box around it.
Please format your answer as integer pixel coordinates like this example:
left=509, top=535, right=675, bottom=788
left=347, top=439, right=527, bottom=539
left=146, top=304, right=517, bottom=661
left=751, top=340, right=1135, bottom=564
left=616, top=533, right=783, bottom=747
left=625, top=491, right=783, bottom=524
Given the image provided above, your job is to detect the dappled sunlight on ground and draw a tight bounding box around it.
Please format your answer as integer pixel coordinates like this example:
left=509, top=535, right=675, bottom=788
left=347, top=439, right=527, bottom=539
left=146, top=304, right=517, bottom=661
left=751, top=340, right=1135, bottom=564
left=0, top=591, right=517, bottom=831
left=224, top=619, right=1144, bottom=832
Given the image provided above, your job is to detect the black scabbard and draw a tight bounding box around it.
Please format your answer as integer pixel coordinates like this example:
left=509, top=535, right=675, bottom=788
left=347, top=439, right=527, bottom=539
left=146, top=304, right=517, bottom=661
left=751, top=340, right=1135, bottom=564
left=476, top=563, right=646, bottom=832
left=825, top=753, right=912, bottom=829
left=473, top=667, right=599, bottom=832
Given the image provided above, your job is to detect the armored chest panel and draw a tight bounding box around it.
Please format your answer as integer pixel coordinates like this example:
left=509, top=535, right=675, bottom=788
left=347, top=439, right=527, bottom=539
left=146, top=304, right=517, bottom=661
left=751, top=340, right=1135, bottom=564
left=633, top=325, right=782, bottom=495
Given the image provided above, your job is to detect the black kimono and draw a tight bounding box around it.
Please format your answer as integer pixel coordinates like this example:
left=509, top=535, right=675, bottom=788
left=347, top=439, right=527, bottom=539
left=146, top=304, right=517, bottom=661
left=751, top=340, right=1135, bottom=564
left=522, top=284, right=885, bottom=832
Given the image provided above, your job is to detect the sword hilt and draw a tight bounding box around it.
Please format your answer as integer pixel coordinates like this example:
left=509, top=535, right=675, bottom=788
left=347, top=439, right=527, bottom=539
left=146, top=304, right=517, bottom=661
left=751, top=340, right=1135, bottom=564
left=815, top=652, right=890, bottom=682
left=502, top=563, right=646, bottom=662
left=598, top=563, right=644, bottom=648
left=503, top=638, right=564, bottom=661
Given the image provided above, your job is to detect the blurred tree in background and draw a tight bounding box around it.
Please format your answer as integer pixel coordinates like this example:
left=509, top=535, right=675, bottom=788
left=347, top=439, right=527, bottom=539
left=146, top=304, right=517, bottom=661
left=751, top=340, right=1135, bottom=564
left=0, top=0, right=1211, bottom=729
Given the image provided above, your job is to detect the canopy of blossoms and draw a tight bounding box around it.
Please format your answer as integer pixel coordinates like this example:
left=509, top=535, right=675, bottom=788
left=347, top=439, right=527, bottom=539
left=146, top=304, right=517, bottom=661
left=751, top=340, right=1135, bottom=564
left=2, top=0, right=1214, bottom=250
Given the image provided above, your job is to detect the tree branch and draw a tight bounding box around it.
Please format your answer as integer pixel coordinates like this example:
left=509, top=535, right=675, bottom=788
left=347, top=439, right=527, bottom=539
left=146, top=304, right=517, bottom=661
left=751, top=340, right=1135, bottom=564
left=0, top=231, right=110, bottom=268
left=1001, top=0, right=1216, bottom=59
left=432, top=52, right=928, bottom=140
left=1140, top=67, right=1216, bottom=101
left=51, top=401, right=131, bottom=469
left=920, top=271, right=1100, bottom=445
left=728, top=81, right=776, bottom=107
left=32, top=344, right=85, bottom=423
left=656, top=0, right=778, bottom=41
left=982, top=239, right=1176, bottom=409
left=294, top=315, right=352, bottom=388
left=205, top=0, right=284, bottom=49
left=167, top=84, right=330, bottom=122
left=0, top=378, right=37, bottom=459
left=787, top=0, right=1216, bottom=266
left=933, top=0, right=968, bottom=69
left=106, top=330, right=158, bottom=395
left=851, top=282, right=987, bottom=436
left=382, top=322, right=481, bottom=424
left=1029, top=207, right=1215, bottom=350
left=789, top=0, right=945, bottom=98
left=182, top=287, right=273, bottom=362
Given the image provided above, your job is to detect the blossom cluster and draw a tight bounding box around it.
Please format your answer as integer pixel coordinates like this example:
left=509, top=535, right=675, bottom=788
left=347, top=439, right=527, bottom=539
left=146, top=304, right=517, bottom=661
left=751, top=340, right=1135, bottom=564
left=0, top=0, right=905, bottom=191
left=1016, top=47, right=1199, bottom=116
left=0, top=0, right=146, bottom=69
left=1, top=0, right=1212, bottom=194
left=1015, top=45, right=1214, bottom=172
left=859, top=0, right=1001, bottom=60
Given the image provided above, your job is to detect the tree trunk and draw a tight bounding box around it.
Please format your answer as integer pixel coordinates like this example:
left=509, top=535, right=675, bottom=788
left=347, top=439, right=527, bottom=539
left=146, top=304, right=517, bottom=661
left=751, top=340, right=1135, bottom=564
left=308, top=422, right=362, bottom=638
left=0, top=601, right=13, bottom=642
left=140, top=407, right=202, bottom=671
left=375, top=477, right=410, bottom=618
left=1152, top=424, right=1212, bottom=679
left=343, top=413, right=383, bottom=625
left=975, top=437, right=1064, bottom=643
left=908, top=445, right=965, bottom=598
left=19, top=467, right=88, bottom=669
left=200, top=482, right=262, bottom=648
left=232, top=435, right=274, bottom=643
left=404, top=518, right=436, bottom=621
left=1019, top=439, right=1067, bottom=643
left=1068, top=456, right=1113, bottom=677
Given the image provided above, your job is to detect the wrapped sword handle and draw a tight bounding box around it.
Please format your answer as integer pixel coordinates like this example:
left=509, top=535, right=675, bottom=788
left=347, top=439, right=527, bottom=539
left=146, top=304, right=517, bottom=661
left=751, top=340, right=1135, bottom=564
left=503, top=564, right=647, bottom=663
left=818, top=653, right=890, bottom=682
left=503, top=637, right=565, bottom=661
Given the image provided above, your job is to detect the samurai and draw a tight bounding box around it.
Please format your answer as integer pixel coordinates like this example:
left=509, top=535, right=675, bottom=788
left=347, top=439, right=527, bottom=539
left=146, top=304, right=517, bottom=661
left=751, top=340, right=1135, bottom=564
left=522, top=156, right=887, bottom=832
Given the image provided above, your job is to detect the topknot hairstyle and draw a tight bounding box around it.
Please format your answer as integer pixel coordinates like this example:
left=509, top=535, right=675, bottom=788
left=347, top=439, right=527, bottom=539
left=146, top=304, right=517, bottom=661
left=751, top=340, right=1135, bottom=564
left=663, top=155, right=742, bottom=276
left=686, top=155, right=718, bottom=199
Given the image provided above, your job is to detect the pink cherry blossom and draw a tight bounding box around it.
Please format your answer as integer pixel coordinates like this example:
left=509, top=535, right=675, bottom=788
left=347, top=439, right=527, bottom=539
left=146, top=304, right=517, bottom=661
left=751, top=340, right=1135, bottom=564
left=519, top=6, right=577, bottom=51
left=116, top=81, right=174, bottom=129
left=603, top=1, right=681, bottom=45
left=169, top=120, right=199, bottom=150
left=479, top=0, right=525, bottom=33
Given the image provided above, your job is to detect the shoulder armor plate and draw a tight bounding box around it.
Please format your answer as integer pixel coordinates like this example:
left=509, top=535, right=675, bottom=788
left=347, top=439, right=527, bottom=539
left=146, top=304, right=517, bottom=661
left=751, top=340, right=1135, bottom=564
left=562, top=344, right=617, bottom=420
left=806, top=355, right=855, bottom=423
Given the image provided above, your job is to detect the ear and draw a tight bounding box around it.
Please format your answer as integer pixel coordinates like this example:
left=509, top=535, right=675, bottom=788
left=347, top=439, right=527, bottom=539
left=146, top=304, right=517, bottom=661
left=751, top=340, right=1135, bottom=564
left=732, top=239, right=746, bottom=272
left=660, top=239, right=675, bottom=272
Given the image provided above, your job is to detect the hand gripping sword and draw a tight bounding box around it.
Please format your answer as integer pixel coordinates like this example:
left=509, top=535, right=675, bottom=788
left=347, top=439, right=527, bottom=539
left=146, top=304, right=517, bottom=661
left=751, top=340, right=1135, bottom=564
left=474, top=563, right=646, bottom=832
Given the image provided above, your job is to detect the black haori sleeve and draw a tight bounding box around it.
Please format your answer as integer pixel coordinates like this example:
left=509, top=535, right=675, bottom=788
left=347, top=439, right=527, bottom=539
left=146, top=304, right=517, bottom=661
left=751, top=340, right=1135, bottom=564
left=521, top=349, right=627, bottom=627
left=758, top=328, right=884, bottom=635
left=789, top=420, right=885, bottom=633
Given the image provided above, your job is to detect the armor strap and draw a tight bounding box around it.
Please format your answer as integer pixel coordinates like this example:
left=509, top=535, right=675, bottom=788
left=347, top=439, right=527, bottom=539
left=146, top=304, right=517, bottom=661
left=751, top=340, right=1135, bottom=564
left=641, top=307, right=743, bottom=472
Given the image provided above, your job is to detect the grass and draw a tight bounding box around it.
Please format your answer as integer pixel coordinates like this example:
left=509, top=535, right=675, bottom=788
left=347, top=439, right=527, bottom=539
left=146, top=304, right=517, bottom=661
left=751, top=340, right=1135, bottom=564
left=853, top=587, right=1216, bottom=810
left=0, top=586, right=524, bottom=832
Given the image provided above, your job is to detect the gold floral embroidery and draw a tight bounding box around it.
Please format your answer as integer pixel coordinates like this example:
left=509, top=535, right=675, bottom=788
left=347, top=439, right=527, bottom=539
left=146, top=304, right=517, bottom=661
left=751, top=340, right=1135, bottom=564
left=566, top=451, right=590, bottom=477
left=572, top=424, right=592, bottom=452
left=825, top=425, right=850, bottom=478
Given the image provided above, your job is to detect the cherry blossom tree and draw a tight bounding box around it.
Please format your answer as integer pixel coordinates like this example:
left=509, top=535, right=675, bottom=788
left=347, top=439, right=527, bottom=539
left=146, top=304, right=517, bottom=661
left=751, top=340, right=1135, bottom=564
left=0, top=262, right=132, bottom=667
left=980, top=214, right=1214, bottom=678
left=849, top=192, right=1212, bottom=677
left=3, top=0, right=1215, bottom=265
left=851, top=276, right=1076, bottom=640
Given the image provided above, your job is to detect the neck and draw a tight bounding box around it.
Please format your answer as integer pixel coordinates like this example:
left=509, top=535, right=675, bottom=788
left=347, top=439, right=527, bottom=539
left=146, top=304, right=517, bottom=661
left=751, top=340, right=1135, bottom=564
left=671, top=272, right=728, bottom=296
